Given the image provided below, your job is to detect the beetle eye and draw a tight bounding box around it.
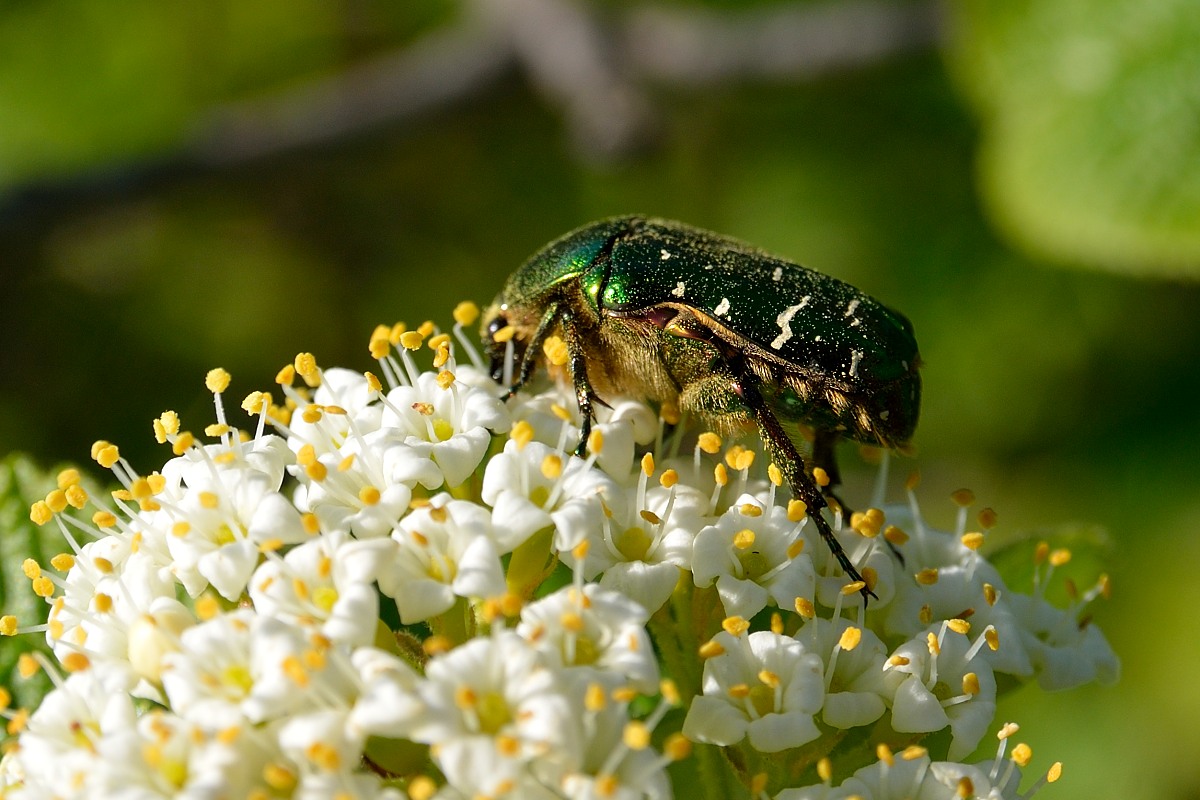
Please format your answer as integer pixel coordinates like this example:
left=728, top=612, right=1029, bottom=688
left=487, top=315, right=507, bottom=339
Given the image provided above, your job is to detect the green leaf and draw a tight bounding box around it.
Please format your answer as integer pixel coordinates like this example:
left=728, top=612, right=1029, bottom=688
left=947, top=0, right=1200, bottom=276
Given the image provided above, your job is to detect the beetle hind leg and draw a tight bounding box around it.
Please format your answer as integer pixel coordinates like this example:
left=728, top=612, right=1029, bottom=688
left=735, top=373, right=876, bottom=604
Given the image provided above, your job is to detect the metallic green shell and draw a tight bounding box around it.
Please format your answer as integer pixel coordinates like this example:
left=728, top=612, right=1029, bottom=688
left=590, top=217, right=918, bottom=388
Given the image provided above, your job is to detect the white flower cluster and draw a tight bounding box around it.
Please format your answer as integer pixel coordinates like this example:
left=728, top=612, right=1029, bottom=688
left=3, top=311, right=1118, bottom=799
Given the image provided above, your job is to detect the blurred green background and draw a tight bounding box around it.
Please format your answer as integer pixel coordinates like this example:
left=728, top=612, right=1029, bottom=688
left=1, top=1, right=1197, bottom=797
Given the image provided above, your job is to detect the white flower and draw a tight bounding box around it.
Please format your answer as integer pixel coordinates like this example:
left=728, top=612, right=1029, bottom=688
left=248, top=531, right=395, bottom=647
left=160, top=611, right=355, bottom=730
left=692, top=493, right=815, bottom=619
left=377, top=497, right=507, bottom=624
left=292, top=428, right=439, bottom=539
left=682, top=629, right=824, bottom=752
left=408, top=632, right=575, bottom=796
left=482, top=438, right=622, bottom=553
left=1006, top=591, right=1120, bottom=690
left=13, top=668, right=139, bottom=798
left=793, top=616, right=891, bottom=729
left=381, top=370, right=511, bottom=487
left=884, top=621, right=998, bottom=761
left=286, top=367, right=383, bottom=456
left=159, top=452, right=308, bottom=601
left=346, top=647, right=425, bottom=740
left=517, top=584, right=660, bottom=694
left=512, top=387, right=660, bottom=482
left=571, top=482, right=708, bottom=615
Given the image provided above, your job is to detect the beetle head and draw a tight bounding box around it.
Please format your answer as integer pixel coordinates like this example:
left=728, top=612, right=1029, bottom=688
left=480, top=303, right=527, bottom=385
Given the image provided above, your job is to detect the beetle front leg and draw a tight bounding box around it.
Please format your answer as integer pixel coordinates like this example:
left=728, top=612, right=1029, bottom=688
left=504, top=303, right=561, bottom=400
left=559, top=311, right=602, bottom=457
left=736, top=374, right=876, bottom=604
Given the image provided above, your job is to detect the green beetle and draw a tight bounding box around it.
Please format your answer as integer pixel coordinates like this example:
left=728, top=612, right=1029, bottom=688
left=481, top=216, right=921, bottom=600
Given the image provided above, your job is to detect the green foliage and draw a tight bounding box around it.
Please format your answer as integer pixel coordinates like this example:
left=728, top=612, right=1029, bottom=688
left=948, top=0, right=1200, bottom=276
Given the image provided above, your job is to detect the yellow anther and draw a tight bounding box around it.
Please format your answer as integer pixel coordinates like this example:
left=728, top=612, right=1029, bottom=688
left=771, top=612, right=784, bottom=634
left=751, top=773, right=769, bottom=795
left=722, top=616, right=750, bottom=636
left=29, top=501, right=52, bottom=526
left=767, top=463, right=783, bottom=487
left=436, top=369, right=456, bottom=390
left=962, top=672, right=980, bottom=695
left=660, top=679, right=681, bottom=706
left=723, top=444, right=744, bottom=469
left=206, top=368, right=232, bottom=394
left=876, top=743, right=894, bottom=766
left=427, top=333, right=451, bottom=352
left=794, top=597, right=815, bottom=619
left=64, top=484, right=87, bottom=510
left=951, top=488, right=975, bottom=507
left=0, top=616, right=16, bottom=637
left=956, top=777, right=974, bottom=798
left=453, top=301, right=480, bottom=326
left=862, top=566, right=878, bottom=591
left=983, top=583, right=999, bottom=606
left=1011, top=743, right=1033, bottom=767
left=727, top=684, right=750, bottom=699
left=740, top=503, right=763, bottom=518
left=388, top=322, right=407, bottom=344
left=640, top=509, right=662, bottom=525
left=94, top=443, right=120, bottom=469
left=841, top=580, right=866, bottom=596
left=787, top=498, right=808, bottom=522
left=786, top=539, right=805, bottom=559
left=241, top=392, right=267, bottom=415
left=434, top=342, right=451, bottom=368
left=411, top=402, right=434, bottom=416
left=358, top=486, right=381, bottom=506
left=297, top=443, right=318, bottom=466
left=641, top=452, right=655, bottom=477
left=1049, top=548, right=1072, bottom=567
left=56, top=468, right=81, bottom=490
left=697, top=432, right=722, bottom=454
left=62, top=652, right=91, bottom=673
left=587, top=428, right=604, bottom=454
left=997, top=722, right=1020, bottom=739
left=550, top=403, right=572, bottom=421
left=622, top=720, right=652, bottom=751
left=338, top=454, right=356, bottom=472
left=22, top=560, right=40, bottom=580
left=812, top=467, right=830, bottom=487
left=492, top=325, right=515, bottom=343
left=45, top=490, right=68, bottom=514
left=888, top=655, right=911, bottom=667
left=900, top=745, right=927, bottom=761
left=572, top=541, right=590, bottom=561
left=511, top=420, right=534, bottom=449
left=543, top=335, right=569, bottom=366
left=915, top=568, right=939, bottom=585
left=714, top=463, right=728, bottom=487
left=817, top=757, right=832, bottom=782
left=399, top=331, right=424, bottom=351
left=926, top=631, right=941, bottom=656
left=946, top=618, right=971, bottom=635
left=985, top=628, right=1000, bottom=651
left=417, top=321, right=436, bottom=337
left=92, top=511, right=117, bottom=528
left=977, top=507, right=998, bottom=529
left=94, top=593, right=113, bottom=613
left=306, top=462, right=328, bottom=481
left=883, top=525, right=909, bottom=547
left=733, top=529, right=756, bottom=550
left=541, top=454, right=563, bottom=480
left=838, top=626, right=862, bottom=651
left=293, top=353, right=320, bottom=387
left=659, top=469, right=678, bottom=488
left=368, top=332, right=391, bottom=359
left=205, top=423, right=230, bottom=438
left=659, top=400, right=682, bottom=425
left=1048, top=762, right=1063, bottom=783
left=664, top=733, right=691, bottom=761
left=905, top=469, right=921, bottom=491
left=735, top=449, right=755, bottom=471
left=961, top=531, right=985, bottom=551
left=198, top=491, right=220, bottom=510
left=919, top=604, right=933, bottom=625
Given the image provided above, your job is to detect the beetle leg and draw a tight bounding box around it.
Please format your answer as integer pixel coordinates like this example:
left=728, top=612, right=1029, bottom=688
left=560, top=311, right=601, bottom=457
left=503, top=303, right=561, bottom=400
left=735, top=372, right=876, bottom=603
left=812, top=427, right=906, bottom=567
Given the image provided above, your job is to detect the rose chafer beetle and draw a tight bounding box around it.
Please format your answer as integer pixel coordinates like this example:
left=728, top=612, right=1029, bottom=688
left=481, top=216, right=921, bottom=601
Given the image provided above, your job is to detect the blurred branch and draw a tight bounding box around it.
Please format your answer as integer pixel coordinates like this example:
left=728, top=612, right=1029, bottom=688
left=0, top=0, right=941, bottom=220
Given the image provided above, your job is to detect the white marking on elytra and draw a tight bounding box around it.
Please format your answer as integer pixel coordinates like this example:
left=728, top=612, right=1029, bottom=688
left=770, top=295, right=811, bottom=350
left=671, top=281, right=686, bottom=298
left=772, top=266, right=783, bottom=282
left=849, top=349, right=864, bottom=378
left=661, top=249, right=672, bottom=260
left=844, top=299, right=861, bottom=317
left=714, top=297, right=731, bottom=317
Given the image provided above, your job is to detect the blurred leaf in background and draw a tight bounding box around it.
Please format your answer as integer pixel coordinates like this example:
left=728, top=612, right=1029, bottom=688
left=948, top=0, right=1200, bottom=276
